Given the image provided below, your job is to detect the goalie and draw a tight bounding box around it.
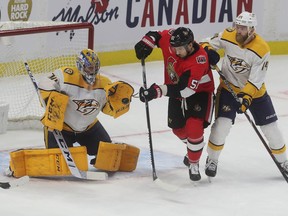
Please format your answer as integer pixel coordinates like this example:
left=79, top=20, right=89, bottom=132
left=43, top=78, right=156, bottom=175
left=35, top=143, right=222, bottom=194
left=8, top=49, right=140, bottom=178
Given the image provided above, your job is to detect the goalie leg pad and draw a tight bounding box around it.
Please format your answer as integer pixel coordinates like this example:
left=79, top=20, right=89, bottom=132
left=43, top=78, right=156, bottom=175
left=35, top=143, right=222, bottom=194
left=119, top=144, right=140, bottom=172
left=41, top=91, right=69, bottom=131
left=94, top=141, right=126, bottom=171
left=9, top=146, right=88, bottom=178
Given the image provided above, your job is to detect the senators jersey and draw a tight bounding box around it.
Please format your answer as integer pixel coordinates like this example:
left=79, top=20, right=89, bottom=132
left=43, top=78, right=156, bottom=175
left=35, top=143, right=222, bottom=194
left=39, top=66, right=111, bottom=132
left=157, top=29, right=214, bottom=97
left=202, top=28, right=270, bottom=96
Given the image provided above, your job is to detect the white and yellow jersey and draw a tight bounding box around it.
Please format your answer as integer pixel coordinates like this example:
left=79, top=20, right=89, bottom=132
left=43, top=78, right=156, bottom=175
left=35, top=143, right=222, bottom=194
left=39, top=66, right=112, bottom=132
left=202, top=28, right=270, bottom=97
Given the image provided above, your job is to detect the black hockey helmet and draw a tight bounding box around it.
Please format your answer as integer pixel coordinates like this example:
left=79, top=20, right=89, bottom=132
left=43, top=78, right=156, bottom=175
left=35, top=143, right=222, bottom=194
left=170, top=27, right=194, bottom=47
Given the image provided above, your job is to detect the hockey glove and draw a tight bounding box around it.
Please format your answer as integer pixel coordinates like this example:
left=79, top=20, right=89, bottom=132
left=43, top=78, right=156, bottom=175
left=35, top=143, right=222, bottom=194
left=103, top=81, right=134, bottom=118
left=204, top=46, right=220, bottom=66
left=134, top=31, right=161, bottom=60
left=237, top=92, right=252, bottom=113
left=139, top=83, right=162, bottom=102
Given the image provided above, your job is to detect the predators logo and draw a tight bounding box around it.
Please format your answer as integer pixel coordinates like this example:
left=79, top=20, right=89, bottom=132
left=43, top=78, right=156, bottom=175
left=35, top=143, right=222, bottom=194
left=221, top=105, right=231, bottom=112
left=227, top=55, right=250, bottom=74
left=73, top=99, right=100, bottom=115
left=167, top=56, right=179, bottom=84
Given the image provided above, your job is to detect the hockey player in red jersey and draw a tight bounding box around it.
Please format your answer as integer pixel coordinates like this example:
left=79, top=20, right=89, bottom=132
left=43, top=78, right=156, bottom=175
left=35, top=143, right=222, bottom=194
left=200, top=11, right=288, bottom=179
left=134, top=27, right=220, bottom=181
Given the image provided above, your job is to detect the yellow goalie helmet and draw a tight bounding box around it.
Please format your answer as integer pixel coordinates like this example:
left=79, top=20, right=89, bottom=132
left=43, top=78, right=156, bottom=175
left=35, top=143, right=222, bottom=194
left=76, top=49, right=100, bottom=85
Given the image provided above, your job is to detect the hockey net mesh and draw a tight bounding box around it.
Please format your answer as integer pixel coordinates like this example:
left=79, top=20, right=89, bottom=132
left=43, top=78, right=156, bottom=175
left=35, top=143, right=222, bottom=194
left=0, top=21, right=93, bottom=130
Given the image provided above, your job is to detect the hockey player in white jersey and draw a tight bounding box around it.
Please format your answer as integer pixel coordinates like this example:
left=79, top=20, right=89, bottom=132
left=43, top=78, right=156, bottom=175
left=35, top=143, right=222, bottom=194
left=200, top=11, right=288, bottom=178
left=7, top=49, right=140, bottom=178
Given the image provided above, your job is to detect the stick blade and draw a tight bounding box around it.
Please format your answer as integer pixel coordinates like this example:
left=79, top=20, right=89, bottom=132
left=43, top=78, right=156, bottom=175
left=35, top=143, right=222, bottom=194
left=84, top=171, right=108, bottom=181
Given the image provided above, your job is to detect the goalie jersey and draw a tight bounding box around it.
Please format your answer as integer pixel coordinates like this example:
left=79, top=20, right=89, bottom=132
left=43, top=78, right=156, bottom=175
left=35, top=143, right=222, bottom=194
left=201, top=28, right=270, bottom=97
left=39, top=66, right=111, bottom=132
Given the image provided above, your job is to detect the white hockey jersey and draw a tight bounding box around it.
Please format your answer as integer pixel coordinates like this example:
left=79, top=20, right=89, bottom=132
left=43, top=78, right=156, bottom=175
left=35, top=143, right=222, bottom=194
left=202, top=28, right=270, bottom=96
left=38, top=66, right=112, bottom=132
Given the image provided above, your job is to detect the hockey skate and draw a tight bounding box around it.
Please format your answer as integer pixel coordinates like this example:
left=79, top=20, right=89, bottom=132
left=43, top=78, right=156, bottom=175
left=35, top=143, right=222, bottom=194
left=3, top=166, right=14, bottom=177
left=205, top=157, right=218, bottom=177
left=183, top=154, right=189, bottom=167
left=280, top=160, right=288, bottom=174
left=189, top=163, right=201, bottom=181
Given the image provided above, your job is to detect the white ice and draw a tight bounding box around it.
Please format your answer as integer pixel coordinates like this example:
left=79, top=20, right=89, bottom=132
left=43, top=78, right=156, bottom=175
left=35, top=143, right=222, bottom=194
left=1, top=56, right=288, bottom=216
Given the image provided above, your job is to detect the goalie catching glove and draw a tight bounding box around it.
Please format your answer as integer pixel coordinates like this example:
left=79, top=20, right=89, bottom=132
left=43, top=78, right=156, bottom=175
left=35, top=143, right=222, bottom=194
left=102, top=81, right=134, bottom=118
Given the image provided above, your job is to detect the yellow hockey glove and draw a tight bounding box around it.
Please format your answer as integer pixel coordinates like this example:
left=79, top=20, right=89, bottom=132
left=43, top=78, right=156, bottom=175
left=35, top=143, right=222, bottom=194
left=236, top=81, right=257, bottom=113
left=41, top=91, right=69, bottom=130
left=237, top=92, right=252, bottom=113
left=102, top=81, right=134, bottom=118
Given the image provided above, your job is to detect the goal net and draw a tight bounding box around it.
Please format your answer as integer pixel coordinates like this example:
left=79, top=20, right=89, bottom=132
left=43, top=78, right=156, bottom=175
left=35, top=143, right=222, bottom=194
left=0, top=21, right=94, bottom=130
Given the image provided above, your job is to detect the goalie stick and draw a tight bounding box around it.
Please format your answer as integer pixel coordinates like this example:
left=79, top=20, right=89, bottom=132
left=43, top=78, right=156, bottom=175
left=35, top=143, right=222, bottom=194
left=213, top=65, right=288, bottom=183
left=0, top=176, right=29, bottom=189
left=24, top=62, right=107, bottom=181
left=140, top=58, right=178, bottom=192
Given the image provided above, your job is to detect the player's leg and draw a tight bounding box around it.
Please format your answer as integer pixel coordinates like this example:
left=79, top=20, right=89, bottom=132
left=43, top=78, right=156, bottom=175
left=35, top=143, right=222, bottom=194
left=77, top=121, right=140, bottom=172
left=168, top=97, right=188, bottom=165
left=250, top=92, right=288, bottom=173
left=206, top=88, right=237, bottom=177
left=44, top=126, right=76, bottom=148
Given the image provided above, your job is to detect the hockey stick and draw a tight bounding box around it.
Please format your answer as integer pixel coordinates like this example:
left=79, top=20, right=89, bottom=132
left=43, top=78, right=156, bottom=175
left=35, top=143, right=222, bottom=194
left=214, top=65, right=288, bottom=183
left=141, top=58, right=178, bottom=191
left=24, top=62, right=107, bottom=181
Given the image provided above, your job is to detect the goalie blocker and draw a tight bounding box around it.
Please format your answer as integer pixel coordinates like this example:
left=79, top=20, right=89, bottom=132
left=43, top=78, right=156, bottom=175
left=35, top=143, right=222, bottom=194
left=8, top=142, right=140, bottom=178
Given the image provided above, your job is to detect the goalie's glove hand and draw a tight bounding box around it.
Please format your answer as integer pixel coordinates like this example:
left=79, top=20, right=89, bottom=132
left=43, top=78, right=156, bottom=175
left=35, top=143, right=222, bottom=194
left=237, top=92, right=252, bottom=113
left=135, top=36, right=155, bottom=60
left=139, top=83, right=162, bottom=102
left=204, top=46, right=220, bottom=66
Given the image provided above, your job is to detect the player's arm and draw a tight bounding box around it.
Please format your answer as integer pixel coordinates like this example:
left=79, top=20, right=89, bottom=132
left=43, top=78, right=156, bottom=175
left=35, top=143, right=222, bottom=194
left=200, top=29, right=227, bottom=51
left=237, top=52, right=270, bottom=113
left=38, top=69, right=69, bottom=130
left=38, top=69, right=62, bottom=103
left=166, top=69, right=203, bottom=98
left=139, top=69, right=202, bottom=101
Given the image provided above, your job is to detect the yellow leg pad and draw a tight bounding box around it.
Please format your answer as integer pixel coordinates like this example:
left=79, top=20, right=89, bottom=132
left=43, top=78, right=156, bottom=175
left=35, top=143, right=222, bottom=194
left=9, top=150, right=26, bottom=178
left=9, top=146, right=88, bottom=178
left=95, top=141, right=126, bottom=171
left=119, top=144, right=140, bottom=172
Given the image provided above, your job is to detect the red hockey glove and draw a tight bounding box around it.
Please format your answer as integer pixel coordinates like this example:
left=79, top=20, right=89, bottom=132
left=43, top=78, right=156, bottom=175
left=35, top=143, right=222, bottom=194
left=139, top=83, right=162, bottom=102
left=134, top=31, right=161, bottom=60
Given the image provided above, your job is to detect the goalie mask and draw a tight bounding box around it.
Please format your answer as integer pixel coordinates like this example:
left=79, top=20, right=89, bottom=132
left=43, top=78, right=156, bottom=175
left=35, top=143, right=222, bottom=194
left=76, top=49, right=100, bottom=85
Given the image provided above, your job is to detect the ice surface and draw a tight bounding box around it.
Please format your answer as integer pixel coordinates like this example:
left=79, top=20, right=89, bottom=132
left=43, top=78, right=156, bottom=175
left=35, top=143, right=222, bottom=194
left=1, top=56, right=288, bottom=216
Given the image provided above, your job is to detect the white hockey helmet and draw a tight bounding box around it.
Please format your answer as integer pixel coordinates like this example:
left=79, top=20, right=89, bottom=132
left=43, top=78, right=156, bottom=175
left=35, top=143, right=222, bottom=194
left=235, top=11, right=257, bottom=27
